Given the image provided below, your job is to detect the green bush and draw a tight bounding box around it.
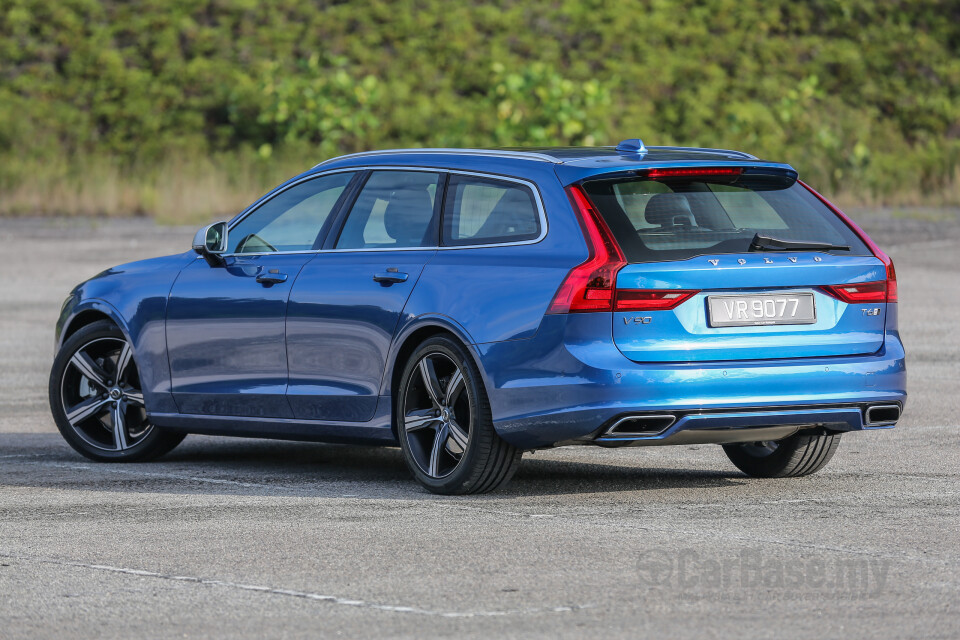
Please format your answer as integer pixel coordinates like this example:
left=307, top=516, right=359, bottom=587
left=1, top=0, right=958, bottom=218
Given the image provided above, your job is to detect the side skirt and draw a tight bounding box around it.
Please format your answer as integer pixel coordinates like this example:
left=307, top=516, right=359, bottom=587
left=149, top=401, right=397, bottom=446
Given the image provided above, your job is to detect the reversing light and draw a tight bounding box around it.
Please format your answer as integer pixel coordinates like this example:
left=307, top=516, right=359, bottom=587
left=645, top=167, right=743, bottom=179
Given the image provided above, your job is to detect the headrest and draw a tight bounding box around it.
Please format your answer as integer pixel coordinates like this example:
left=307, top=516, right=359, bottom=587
left=474, top=189, right=535, bottom=238
left=644, top=193, right=695, bottom=227
left=382, top=188, right=434, bottom=245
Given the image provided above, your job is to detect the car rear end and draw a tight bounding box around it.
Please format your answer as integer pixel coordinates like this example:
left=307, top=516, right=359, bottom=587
left=483, top=158, right=906, bottom=451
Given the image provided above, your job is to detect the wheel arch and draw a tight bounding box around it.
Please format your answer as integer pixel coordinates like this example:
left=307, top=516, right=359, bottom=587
left=60, top=300, right=132, bottom=350
left=383, top=316, right=489, bottom=438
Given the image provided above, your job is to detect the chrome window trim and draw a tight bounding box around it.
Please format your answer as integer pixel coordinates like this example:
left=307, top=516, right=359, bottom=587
left=222, top=166, right=549, bottom=257
left=312, top=148, right=560, bottom=169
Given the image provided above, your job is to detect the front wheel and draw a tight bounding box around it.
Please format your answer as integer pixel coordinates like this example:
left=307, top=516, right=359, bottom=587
left=723, top=433, right=841, bottom=478
left=49, top=320, right=185, bottom=462
left=397, top=336, right=521, bottom=494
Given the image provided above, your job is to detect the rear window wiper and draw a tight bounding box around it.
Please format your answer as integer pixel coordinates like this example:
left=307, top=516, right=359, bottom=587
left=749, top=233, right=850, bottom=252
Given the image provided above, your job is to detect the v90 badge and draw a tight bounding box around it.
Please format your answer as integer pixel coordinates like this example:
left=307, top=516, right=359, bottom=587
left=623, top=316, right=653, bottom=325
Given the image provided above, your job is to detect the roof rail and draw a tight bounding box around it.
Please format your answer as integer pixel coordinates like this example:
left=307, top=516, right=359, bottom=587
left=313, top=148, right=560, bottom=168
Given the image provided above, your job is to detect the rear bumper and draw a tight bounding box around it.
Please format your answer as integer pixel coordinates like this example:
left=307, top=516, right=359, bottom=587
left=476, top=314, right=906, bottom=449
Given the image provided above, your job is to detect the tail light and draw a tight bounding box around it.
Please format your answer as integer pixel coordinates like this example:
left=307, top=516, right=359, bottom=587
left=822, top=281, right=888, bottom=303
left=615, top=290, right=699, bottom=311
left=885, top=261, right=898, bottom=302
left=546, top=186, right=626, bottom=313
left=547, top=186, right=700, bottom=314
left=800, top=181, right=898, bottom=303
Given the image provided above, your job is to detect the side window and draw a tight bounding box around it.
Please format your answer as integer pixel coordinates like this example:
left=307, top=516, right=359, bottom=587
left=229, top=172, right=355, bottom=254
left=335, top=171, right=441, bottom=249
left=442, top=175, right=540, bottom=246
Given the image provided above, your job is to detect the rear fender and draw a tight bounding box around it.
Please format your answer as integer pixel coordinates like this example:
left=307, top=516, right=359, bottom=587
left=380, top=314, right=485, bottom=399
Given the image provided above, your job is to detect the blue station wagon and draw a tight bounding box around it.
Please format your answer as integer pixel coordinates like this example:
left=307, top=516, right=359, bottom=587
left=49, top=140, right=906, bottom=493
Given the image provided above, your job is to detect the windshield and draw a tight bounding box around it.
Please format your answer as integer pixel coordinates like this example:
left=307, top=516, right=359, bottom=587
left=581, top=175, right=870, bottom=263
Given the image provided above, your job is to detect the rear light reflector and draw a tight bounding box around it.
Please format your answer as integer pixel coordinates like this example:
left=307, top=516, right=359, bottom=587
left=615, top=289, right=699, bottom=311
left=645, top=167, right=743, bottom=179
left=546, top=186, right=627, bottom=313
left=822, top=281, right=889, bottom=304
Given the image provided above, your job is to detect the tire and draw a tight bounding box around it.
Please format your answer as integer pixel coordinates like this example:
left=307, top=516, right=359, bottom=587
left=397, top=336, right=521, bottom=494
left=722, top=433, right=841, bottom=478
left=49, top=320, right=185, bottom=462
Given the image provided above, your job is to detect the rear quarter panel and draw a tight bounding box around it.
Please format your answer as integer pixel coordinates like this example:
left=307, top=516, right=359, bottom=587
left=398, top=162, right=586, bottom=345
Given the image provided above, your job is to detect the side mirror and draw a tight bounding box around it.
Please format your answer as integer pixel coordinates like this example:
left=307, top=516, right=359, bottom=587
left=192, top=221, right=228, bottom=266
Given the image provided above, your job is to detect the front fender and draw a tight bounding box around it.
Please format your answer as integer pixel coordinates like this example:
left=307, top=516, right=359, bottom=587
left=58, top=298, right=131, bottom=351
left=54, top=252, right=194, bottom=415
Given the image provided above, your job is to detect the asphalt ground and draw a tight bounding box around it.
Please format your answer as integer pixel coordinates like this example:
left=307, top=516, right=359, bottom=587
left=0, top=212, right=958, bottom=639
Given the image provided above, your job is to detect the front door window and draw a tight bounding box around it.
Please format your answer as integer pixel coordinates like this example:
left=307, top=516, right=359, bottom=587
left=229, top=172, right=355, bottom=253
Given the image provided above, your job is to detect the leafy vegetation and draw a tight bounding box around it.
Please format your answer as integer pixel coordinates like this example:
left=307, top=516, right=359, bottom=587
left=1, top=0, right=958, bottom=220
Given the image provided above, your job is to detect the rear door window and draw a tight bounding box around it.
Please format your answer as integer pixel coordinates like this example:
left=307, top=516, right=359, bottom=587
left=584, top=175, right=870, bottom=263
left=335, top=171, right=442, bottom=249
left=442, top=175, right=540, bottom=246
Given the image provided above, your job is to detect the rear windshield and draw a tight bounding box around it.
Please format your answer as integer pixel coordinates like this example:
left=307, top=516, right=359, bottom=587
left=581, top=175, right=870, bottom=263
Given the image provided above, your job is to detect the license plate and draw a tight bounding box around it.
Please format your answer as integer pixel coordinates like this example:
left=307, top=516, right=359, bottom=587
left=708, top=293, right=816, bottom=327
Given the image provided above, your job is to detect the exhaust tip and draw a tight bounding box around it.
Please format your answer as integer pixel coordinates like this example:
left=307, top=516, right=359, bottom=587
left=604, top=414, right=676, bottom=438
left=865, top=404, right=900, bottom=426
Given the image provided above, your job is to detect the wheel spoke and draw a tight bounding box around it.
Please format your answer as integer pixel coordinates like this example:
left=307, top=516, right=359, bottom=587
left=115, top=342, right=134, bottom=381
left=65, top=396, right=110, bottom=426
left=124, top=389, right=144, bottom=406
left=70, top=352, right=110, bottom=388
left=428, top=424, right=448, bottom=477
left=404, top=409, right=440, bottom=432
left=447, top=417, right=468, bottom=452
left=112, top=402, right=129, bottom=450
left=418, top=357, right=444, bottom=407
left=444, top=368, right=464, bottom=406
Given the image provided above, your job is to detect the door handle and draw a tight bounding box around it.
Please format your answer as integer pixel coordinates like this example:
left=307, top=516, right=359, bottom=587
left=373, top=271, right=409, bottom=284
left=256, top=271, right=288, bottom=285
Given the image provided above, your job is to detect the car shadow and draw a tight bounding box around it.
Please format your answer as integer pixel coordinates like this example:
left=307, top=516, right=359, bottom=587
left=0, top=432, right=746, bottom=500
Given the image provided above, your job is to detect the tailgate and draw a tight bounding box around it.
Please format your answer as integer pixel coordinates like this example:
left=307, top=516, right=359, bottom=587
left=613, top=253, right=887, bottom=363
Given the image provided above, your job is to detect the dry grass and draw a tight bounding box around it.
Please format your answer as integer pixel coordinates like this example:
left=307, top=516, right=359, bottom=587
left=0, top=153, right=315, bottom=225
left=2, top=155, right=959, bottom=224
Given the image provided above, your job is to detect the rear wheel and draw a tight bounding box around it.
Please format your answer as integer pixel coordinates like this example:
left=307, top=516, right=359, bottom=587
left=723, top=433, right=841, bottom=478
left=49, top=320, right=185, bottom=462
left=397, top=336, right=520, bottom=494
